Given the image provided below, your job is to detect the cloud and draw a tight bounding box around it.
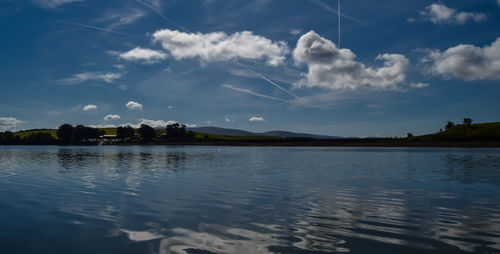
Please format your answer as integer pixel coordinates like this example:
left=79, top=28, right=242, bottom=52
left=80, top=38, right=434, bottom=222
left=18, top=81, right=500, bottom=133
left=308, top=0, right=368, bottom=25
left=293, top=31, right=409, bottom=90
left=153, top=29, right=289, bottom=66
left=0, top=117, right=25, bottom=131
left=119, top=47, right=167, bottom=64
left=31, top=0, right=82, bottom=8
left=104, top=114, right=121, bottom=121
left=290, top=29, right=302, bottom=36
left=126, top=101, right=143, bottom=110
left=498, top=0, right=500, bottom=7
left=418, top=3, right=486, bottom=24
left=104, top=9, right=146, bottom=29
left=249, top=116, right=265, bottom=122
left=410, top=82, right=430, bottom=88
left=83, top=104, right=98, bottom=111
left=222, top=84, right=290, bottom=102
left=59, top=72, right=122, bottom=85
left=225, top=118, right=231, bottom=123
left=425, top=38, right=500, bottom=81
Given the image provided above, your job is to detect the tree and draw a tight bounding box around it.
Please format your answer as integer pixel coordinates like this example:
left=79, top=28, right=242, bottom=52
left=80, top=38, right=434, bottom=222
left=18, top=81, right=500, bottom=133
left=406, top=133, right=414, bottom=138
left=463, top=118, right=473, bottom=125
left=117, top=126, right=135, bottom=140
left=73, top=125, right=101, bottom=144
left=166, top=123, right=187, bottom=139
left=445, top=121, right=455, bottom=131
left=57, top=124, right=73, bottom=144
left=139, top=124, right=155, bottom=142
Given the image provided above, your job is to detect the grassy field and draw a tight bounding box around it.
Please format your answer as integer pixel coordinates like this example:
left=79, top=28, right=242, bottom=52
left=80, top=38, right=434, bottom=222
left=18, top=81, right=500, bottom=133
left=14, top=129, right=58, bottom=139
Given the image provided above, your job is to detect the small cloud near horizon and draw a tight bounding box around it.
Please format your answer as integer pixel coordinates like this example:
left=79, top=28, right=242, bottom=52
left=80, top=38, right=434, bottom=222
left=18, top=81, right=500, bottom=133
left=249, top=116, right=265, bottom=122
left=83, top=104, right=98, bottom=111
left=104, top=114, right=121, bottom=121
left=126, top=101, right=143, bottom=110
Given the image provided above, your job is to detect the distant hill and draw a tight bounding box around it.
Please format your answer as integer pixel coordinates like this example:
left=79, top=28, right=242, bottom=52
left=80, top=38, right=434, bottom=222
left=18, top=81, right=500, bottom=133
left=188, top=127, right=341, bottom=139
left=188, top=127, right=255, bottom=137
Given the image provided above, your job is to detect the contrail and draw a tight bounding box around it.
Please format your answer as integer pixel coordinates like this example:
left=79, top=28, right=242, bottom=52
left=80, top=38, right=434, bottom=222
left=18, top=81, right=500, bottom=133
left=248, top=70, right=299, bottom=99
left=222, top=84, right=291, bottom=102
left=54, top=19, right=138, bottom=37
left=234, top=61, right=299, bottom=99
left=136, top=0, right=191, bottom=33
left=338, top=0, right=341, bottom=48
left=309, top=0, right=368, bottom=26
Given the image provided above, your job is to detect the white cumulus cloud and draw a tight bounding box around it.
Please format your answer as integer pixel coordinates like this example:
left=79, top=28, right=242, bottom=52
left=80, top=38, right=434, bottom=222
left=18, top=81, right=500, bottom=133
left=0, top=117, right=25, bottom=131
left=83, top=104, right=98, bottom=111
left=153, top=29, right=289, bottom=66
left=249, top=116, right=265, bottom=122
left=293, top=31, right=409, bottom=90
left=119, top=47, right=167, bottom=64
left=418, top=3, right=486, bottom=24
left=59, top=72, right=122, bottom=85
left=104, top=114, right=121, bottom=121
left=31, top=0, right=82, bottom=8
left=126, top=101, right=143, bottom=110
left=425, top=38, right=500, bottom=81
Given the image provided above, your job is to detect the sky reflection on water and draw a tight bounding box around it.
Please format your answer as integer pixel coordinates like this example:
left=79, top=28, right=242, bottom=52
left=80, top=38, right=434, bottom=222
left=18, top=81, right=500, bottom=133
left=1, top=146, right=500, bottom=254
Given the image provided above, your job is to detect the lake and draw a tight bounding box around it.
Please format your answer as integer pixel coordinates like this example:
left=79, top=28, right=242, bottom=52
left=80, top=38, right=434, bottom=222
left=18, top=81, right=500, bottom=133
left=0, top=146, right=499, bottom=254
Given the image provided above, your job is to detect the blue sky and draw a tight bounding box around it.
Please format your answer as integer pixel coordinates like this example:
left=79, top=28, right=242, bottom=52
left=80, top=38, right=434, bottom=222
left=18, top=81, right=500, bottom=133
left=1, top=0, right=499, bottom=137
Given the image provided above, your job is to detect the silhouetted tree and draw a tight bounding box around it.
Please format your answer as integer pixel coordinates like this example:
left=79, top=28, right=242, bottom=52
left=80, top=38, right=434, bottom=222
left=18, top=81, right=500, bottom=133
left=445, top=121, right=455, bottom=131
left=117, top=126, right=135, bottom=140
left=73, top=125, right=102, bottom=144
left=407, top=133, right=414, bottom=138
left=463, top=118, right=473, bottom=125
left=57, top=124, right=73, bottom=144
left=165, top=123, right=187, bottom=139
left=139, top=124, right=155, bottom=142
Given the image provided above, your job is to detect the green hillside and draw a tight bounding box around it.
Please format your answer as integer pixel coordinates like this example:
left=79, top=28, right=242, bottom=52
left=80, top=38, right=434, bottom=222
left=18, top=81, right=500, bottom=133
left=416, top=122, right=500, bottom=141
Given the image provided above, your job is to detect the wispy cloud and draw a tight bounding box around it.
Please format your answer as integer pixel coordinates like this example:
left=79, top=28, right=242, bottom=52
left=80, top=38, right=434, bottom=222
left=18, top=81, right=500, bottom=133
left=59, top=72, right=122, bottom=85
left=410, top=82, right=430, bottom=88
left=32, top=0, right=82, bottom=8
left=54, top=19, right=137, bottom=37
left=290, top=28, right=302, bottom=36
left=136, top=0, right=191, bottom=33
left=101, top=9, right=146, bottom=29
left=308, top=0, right=368, bottom=26
left=247, top=69, right=298, bottom=99
left=222, top=84, right=290, bottom=102
left=119, top=47, right=167, bottom=64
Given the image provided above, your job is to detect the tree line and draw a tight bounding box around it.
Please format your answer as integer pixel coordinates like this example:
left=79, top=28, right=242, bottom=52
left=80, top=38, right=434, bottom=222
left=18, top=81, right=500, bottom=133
left=0, top=123, right=196, bottom=145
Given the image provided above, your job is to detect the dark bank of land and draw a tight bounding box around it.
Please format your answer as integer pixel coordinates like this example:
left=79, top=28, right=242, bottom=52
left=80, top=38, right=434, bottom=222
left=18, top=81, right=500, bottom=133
left=1, top=120, right=500, bottom=148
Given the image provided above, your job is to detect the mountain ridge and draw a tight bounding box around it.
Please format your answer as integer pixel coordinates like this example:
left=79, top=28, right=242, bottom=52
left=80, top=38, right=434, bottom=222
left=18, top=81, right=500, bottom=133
left=188, top=127, right=342, bottom=139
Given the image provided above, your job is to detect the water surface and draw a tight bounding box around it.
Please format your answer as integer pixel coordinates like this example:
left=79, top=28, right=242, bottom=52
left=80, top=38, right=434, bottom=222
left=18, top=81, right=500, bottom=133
left=1, top=146, right=500, bottom=253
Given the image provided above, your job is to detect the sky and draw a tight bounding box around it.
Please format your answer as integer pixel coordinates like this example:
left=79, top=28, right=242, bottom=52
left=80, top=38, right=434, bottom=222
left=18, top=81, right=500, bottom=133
left=1, top=0, right=500, bottom=137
